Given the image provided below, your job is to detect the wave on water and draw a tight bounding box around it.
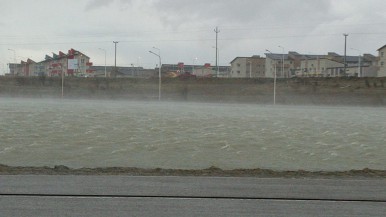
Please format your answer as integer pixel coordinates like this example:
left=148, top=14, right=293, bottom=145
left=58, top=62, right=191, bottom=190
left=0, top=99, right=385, bottom=171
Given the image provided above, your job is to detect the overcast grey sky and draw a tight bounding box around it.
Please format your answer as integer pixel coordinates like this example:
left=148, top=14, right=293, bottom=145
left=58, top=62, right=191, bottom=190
left=1, top=0, right=386, bottom=74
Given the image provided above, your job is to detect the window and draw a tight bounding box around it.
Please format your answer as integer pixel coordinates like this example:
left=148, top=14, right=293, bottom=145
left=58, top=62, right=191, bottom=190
left=382, top=52, right=384, bottom=57
left=237, top=64, right=241, bottom=67
left=381, top=62, right=384, bottom=66
left=237, top=71, right=240, bottom=74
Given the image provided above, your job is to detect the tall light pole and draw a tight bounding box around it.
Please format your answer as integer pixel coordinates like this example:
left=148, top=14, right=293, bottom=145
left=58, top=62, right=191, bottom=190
left=214, top=26, right=220, bottom=77
left=61, top=61, right=64, bottom=98
left=149, top=47, right=161, bottom=101
left=343, top=34, right=348, bottom=76
left=247, top=59, right=252, bottom=78
left=351, top=48, right=362, bottom=77
left=278, top=45, right=285, bottom=78
left=137, top=56, right=141, bottom=67
left=266, top=49, right=277, bottom=105
left=98, top=48, right=107, bottom=77
left=192, top=57, right=198, bottom=75
left=0, top=62, right=4, bottom=75
left=113, top=41, right=118, bottom=74
left=249, top=60, right=252, bottom=78
left=8, top=49, right=16, bottom=75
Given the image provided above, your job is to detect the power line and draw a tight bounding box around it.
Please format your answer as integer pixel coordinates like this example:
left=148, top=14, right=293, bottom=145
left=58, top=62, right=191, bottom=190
left=2, top=20, right=386, bottom=42
left=2, top=21, right=385, bottom=40
left=219, top=22, right=386, bottom=31
left=1, top=32, right=386, bottom=47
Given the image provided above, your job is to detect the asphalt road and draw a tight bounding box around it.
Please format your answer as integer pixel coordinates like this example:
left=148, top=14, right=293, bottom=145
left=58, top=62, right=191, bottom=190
left=1, top=175, right=385, bottom=216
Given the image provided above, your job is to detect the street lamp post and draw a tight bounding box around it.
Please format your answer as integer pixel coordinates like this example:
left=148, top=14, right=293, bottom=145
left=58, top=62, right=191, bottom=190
left=266, top=49, right=277, bottom=105
left=8, top=49, right=16, bottom=75
left=358, top=53, right=361, bottom=77
left=217, top=48, right=220, bottom=77
left=248, top=60, right=252, bottom=78
left=192, top=57, right=198, bottom=75
left=137, top=56, right=141, bottom=67
left=61, top=63, right=64, bottom=98
left=149, top=47, right=161, bottom=101
left=214, top=27, right=220, bottom=77
left=343, top=34, right=349, bottom=76
left=113, top=41, right=118, bottom=75
left=245, top=59, right=252, bottom=78
left=351, top=48, right=362, bottom=77
left=98, top=48, right=107, bottom=77
left=278, top=45, right=285, bottom=78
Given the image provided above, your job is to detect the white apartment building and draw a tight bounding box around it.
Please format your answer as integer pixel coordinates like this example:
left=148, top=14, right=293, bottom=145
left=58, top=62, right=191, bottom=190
left=265, top=51, right=378, bottom=78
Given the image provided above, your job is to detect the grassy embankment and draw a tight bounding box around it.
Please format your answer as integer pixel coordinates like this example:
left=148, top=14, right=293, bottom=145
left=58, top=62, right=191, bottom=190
left=0, top=76, right=385, bottom=105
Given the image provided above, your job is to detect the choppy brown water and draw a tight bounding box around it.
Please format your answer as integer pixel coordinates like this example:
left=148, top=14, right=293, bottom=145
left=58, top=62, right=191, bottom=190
left=1, top=98, right=385, bottom=171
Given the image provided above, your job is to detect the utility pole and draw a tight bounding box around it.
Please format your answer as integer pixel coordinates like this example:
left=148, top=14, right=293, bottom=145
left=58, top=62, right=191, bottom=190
left=214, top=26, right=220, bottom=77
left=343, top=34, right=348, bottom=76
left=113, top=41, right=118, bottom=75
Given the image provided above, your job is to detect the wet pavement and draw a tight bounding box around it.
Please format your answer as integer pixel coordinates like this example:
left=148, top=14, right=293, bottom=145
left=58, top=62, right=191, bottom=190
left=1, top=175, right=385, bottom=216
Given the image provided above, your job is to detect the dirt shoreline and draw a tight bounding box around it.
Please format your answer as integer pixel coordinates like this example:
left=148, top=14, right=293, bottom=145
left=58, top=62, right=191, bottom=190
left=1, top=164, right=385, bottom=178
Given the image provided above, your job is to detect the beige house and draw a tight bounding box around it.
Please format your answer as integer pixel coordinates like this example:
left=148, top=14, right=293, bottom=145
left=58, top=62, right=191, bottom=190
left=300, top=57, right=344, bottom=77
left=230, top=55, right=265, bottom=78
left=265, top=52, right=303, bottom=78
left=377, top=45, right=386, bottom=77
left=343, top=54, right=378, bottom=77
left=265, top=51, right=378, bottom=78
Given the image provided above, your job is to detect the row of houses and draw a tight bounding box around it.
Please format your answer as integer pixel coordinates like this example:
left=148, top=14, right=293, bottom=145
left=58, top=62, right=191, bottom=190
left=8, top=49, right=93, bottom=77
left=230, top=45, right=386, bottom=78
left=6, top=45, right=386, bottom=78
left=6, top=50, right=230, bottom=78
